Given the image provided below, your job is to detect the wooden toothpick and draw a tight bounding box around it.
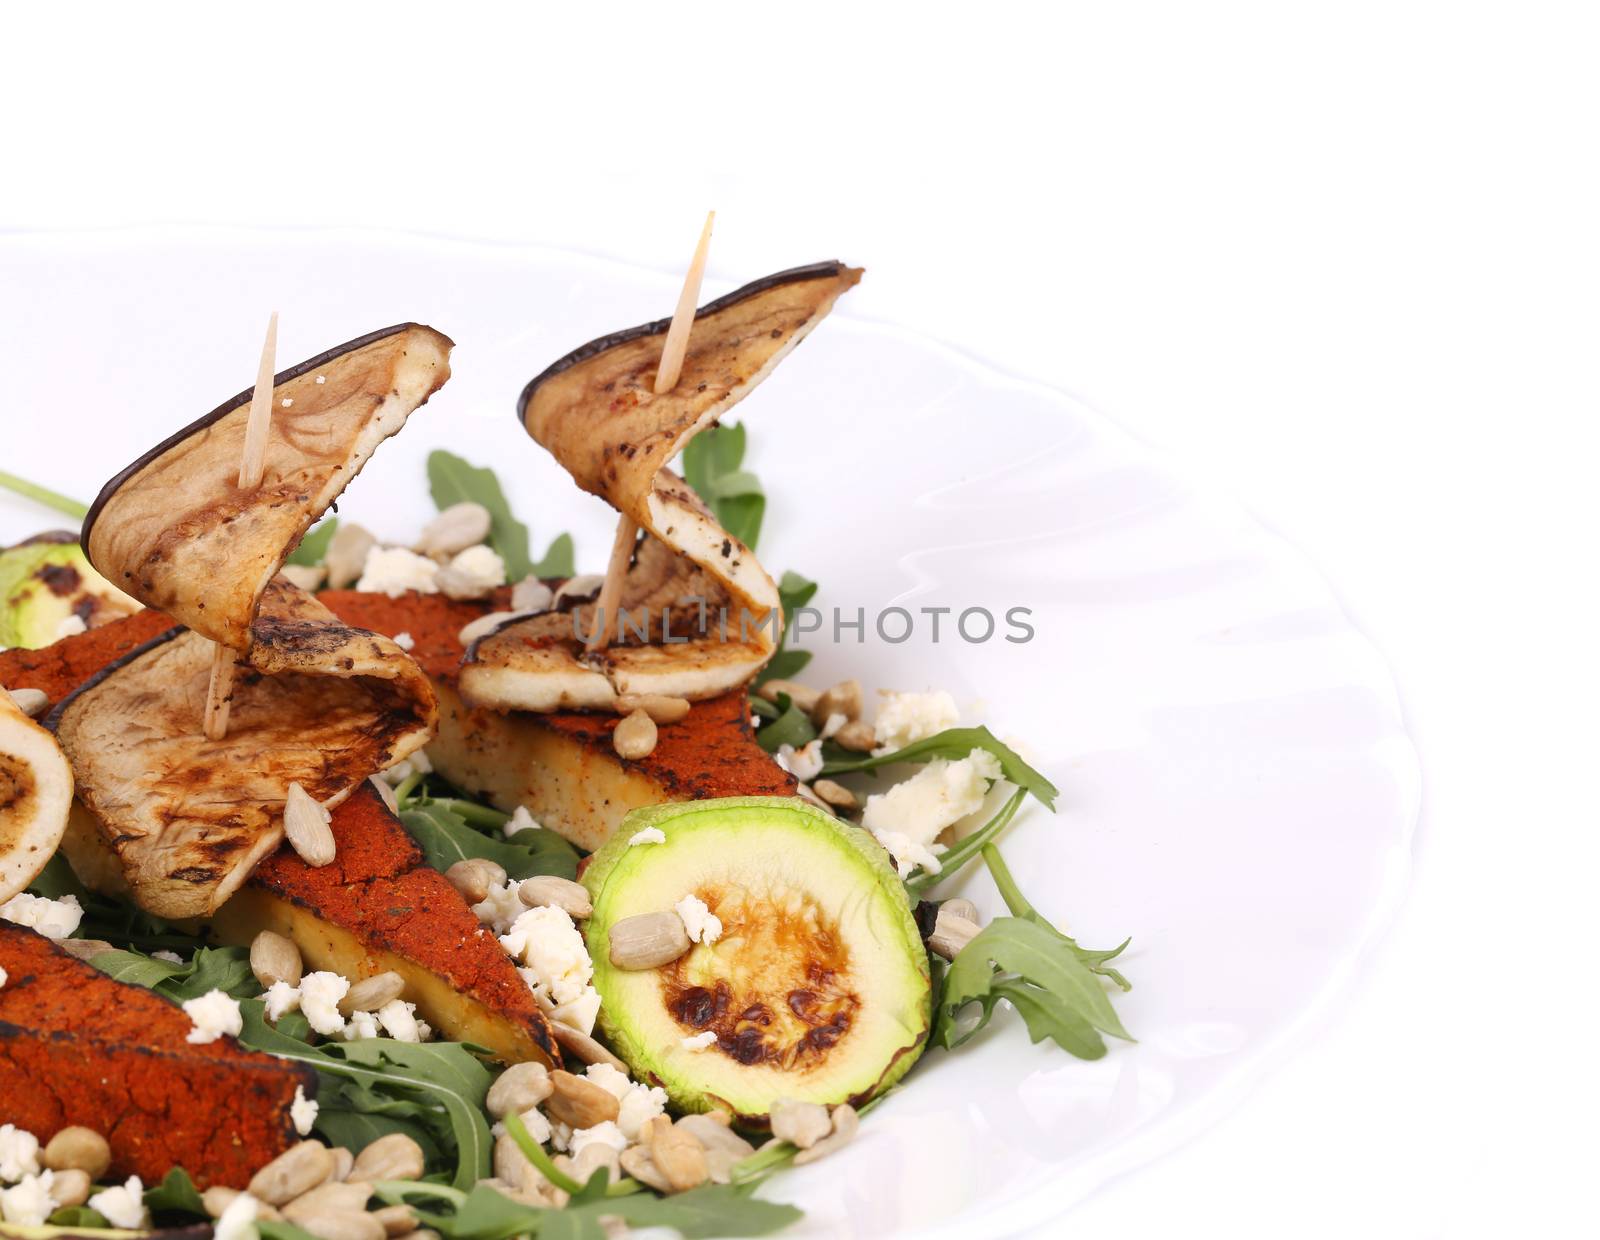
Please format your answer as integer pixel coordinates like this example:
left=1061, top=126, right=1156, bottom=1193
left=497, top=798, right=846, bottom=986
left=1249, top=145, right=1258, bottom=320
left=204, top=312, right=278, bottom=740
left=588, top=216, right=714, bottom=654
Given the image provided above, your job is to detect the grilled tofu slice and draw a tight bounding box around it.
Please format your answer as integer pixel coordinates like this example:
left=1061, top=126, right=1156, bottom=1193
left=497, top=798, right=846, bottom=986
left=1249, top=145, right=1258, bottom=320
left=0, top=923, right=315, bottom=1188
left=321, top=590, right=796, bottom=851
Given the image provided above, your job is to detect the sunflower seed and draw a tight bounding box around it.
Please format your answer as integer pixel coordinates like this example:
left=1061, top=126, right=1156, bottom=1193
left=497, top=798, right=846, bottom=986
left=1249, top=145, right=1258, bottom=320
left=283, top=782, right=336, bottom=867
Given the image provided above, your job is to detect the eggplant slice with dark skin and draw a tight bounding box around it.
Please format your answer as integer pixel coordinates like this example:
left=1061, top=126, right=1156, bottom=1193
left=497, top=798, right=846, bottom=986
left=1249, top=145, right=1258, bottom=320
left=58, top=325, right=453, bottom=916
left=460, top=263, right=862, bottom=712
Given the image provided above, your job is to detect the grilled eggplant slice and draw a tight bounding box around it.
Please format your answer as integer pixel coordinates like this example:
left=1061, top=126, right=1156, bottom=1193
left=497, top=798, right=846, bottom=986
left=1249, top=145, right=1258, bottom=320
left=462, top=263, right=862, bottom=712
left=83, top=323, right=453, bottom=651
left=0, top=687, right=73, bottom=902
left=49, top=580, right=435, bottom=917
left=583, top=797, right=931, bottom=1121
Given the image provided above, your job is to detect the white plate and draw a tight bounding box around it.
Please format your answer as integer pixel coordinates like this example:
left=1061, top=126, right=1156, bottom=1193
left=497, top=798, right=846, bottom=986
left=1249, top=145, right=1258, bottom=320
left=0, top=229, right=1419, bottom=1238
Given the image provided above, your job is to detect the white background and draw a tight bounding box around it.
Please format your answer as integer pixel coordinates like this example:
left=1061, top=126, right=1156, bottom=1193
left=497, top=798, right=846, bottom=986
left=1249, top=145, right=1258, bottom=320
left=2, top=4, right=1596, bottom=1236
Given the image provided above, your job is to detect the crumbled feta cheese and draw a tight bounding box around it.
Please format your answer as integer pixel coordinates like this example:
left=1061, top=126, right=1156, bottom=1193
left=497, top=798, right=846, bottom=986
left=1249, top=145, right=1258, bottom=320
left=0, top=892, right=83, bottom=940
left=342, top=1009, right=381, bottom=1040
left=54, top=614, right=87, bottom=640
left=548, top=1120, right=573, bottom=1153
left=861, top=749, right=1002, bottom=878
left=582, top=1065, right=667, bottom=1140
left=681, top=1030, right=718, bottom=1051
left=0, top=1170, right=56, bottom=1224
left=280, top=397, right=294, bottom=408
left=501, top=906, right=592, bottom=1004
left=776, top=740, right=824, bottom=783
left=290, top=1085, right=318, bottom=1136
left=213, top=1189, right=260, bottom=1240
left=152, top=950, right=184, bottom=964
left=314, top=374, right=326, bottom=385
left=616, top=1083, right=668, bottom=1140
left=873, top=689, right=960, bottom=753
left=182, top=989, right=243, bottom=1044
left=298, top=971, right=350, bottom=1036
left=569, top=1121, right=628, bottom=1158
left=510, top=577, right=553, bottom=612
left=88, top=1176, right=147, bottom=1229
left=505, top=805, right=540, bottom=838
left=438, top=545, right=507, bottom=600
left=0, top=1124, right=41, bottom=1181
left=492, top=1105, right=551, bottom=1144
left=377, top=998, right=424, bottom=1042
left=674, top=894, right=722, bottom=946
left=393, top=631, right=415, bottom=651
left=472, top=881, right=527, bottom=934
left=627, top=826, right=666, bottom=847
left=263, top=980, right=301, bottom=1021
left=549, top=985, right=601, bottom=1037
left=356, top=546, right=440, bottom=597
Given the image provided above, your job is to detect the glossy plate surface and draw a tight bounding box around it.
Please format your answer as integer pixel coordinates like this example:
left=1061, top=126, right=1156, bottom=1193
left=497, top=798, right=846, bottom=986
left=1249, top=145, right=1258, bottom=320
left=0, top=229, right=1419, bottom=1237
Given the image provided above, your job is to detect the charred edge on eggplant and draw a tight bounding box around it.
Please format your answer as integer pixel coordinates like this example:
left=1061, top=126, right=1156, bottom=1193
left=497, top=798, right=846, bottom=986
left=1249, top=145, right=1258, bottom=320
left=81, top=322, right=456, bottom=543
left=42, top=625, right=185, bottom=734
left=514, top=262, right=852, bottom=422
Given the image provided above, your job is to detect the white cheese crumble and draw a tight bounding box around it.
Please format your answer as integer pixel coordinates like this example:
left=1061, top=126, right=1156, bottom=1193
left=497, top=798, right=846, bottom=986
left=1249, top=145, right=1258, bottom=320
left=54, top=614, right=87, bottom=640
left=298, top=971, right=351, bottom=1036
left=356, top=546, right=441, bottom=597
left=377, top=998, right=427, bottom=1042
left=505, top=805, right=540, bottom=838
left=214, top=1189, right=260, bottom=1240
left=0, top=892, right=83, bottom=940
left=548, top=986, right=602, bottom=1037
left=0, top=1124, right=41, bottom=1181
left=263, top=980, right=301, bottom=1021
left=626, top=826, right=666, bottom=847
left=776, top=739, right=825, bottom=783
left=290, top=1085, right=318, bottom=1135
left=393, top=631, right=415, bottom=651
left=681, top=1030, right=719, bottom=1051
left=438, top=544, right=507, bottom=600
left=583, top=1065, right=668, bottom=1140
left=491, top=1105, right=552, bottom=1143
left=674, top=894, right=723, bottom=945
left=501, top=905, right=592, bottom=1004
left=472, top=881, right=527, bottom=935
left=861, top=749, right=1002, bottom=878
left=873, top=689, right=960, bottom=753
left=280, top=397, right=294, bottom=408
left=342, top=1010, right=381, bottom=1040
left=314, top=374, right=326, bottom=384
left=0, top=1170, right=56, bottom=1224
left=568, top=1120, right=629, bottom=1158
left=182, top=989, right=243, bottom=1044
left=88, top=1176, right=147, bottom=1229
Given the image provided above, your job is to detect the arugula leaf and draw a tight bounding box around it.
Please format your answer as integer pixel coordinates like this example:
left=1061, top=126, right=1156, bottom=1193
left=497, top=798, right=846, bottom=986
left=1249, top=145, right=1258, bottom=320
left=0, top=470, right=88, bottom=520
left=91, top=946, right=256, bottom=1001
left=427, top=450, right=533, bottom=580
left=820, top=726, right=1059, bottom=810
left=286, top=517, right=339, bottom=567
left=983, top=843, right=1130, bottom=990
left=143, top=1166, right=207, bottom=1217
left=683, top=423, right=765, bottom=549
left=530, top=532, right=575, bottom=578
left=401, top=801, right=579, bottom=881
left=239, top=1001, right=494, bottom=1190
left=754, top=692, right=817, bottom=755
left=754, top=570, right=818, bottom=687
left=936, top=911, right=1132, bottom=1060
